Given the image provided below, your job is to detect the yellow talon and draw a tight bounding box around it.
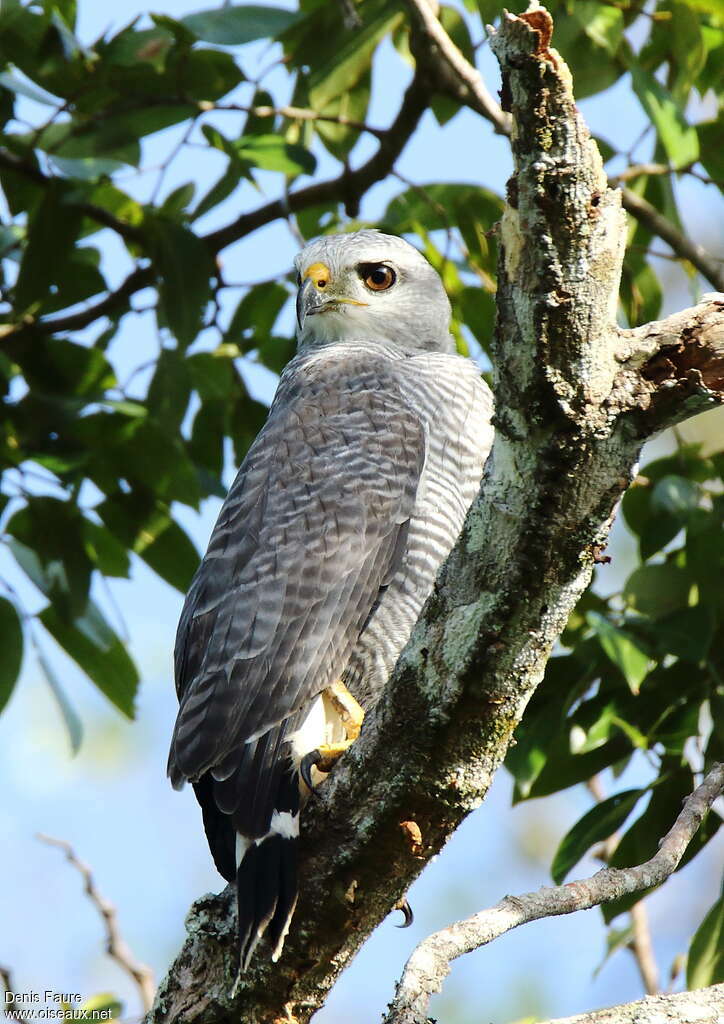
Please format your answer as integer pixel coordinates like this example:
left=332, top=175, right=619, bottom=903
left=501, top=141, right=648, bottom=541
left=299, top=682, right=365, bottom=792
left=325, top=680, right=364, bottom=741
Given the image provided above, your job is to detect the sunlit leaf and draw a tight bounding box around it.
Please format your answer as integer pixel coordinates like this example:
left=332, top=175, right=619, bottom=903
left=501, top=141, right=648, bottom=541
left=182, top=4, right=297, bottom=45
left=630, top=64, right=699, bottom=168
left=587, top=612, right=652, bottom=693
left=688, top=894, right=724, bottom=989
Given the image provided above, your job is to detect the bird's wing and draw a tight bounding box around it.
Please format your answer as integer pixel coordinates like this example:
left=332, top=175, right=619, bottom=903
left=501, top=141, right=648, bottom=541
left=168, top=349, right=426, bottom=786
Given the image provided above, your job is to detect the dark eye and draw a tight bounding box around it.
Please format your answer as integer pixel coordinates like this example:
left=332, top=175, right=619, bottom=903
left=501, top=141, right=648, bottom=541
left=359, top=263, right=396, bottom=291
left=295, top=271, right=302, bottom=287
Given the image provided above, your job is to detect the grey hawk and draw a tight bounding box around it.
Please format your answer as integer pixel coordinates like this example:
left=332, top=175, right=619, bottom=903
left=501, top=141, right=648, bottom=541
left=167, top=230, right=494, bottom=974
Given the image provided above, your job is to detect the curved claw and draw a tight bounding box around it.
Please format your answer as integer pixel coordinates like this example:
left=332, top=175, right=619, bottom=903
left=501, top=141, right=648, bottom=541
left=299, top=749, right=322, bottom=796
left=393, top=898, right=414, bottom=929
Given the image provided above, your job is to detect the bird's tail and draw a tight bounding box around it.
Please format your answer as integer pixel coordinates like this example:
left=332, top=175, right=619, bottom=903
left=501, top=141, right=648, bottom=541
left=234, top=757, right=300, bottom=975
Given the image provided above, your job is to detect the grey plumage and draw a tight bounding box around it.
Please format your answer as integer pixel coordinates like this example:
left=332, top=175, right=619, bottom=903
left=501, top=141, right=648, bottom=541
left=168, top=230, right=494, bottom=972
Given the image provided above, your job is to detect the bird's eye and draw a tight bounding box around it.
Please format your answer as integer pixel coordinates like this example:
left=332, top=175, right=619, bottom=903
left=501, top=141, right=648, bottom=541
left=359, top=263, right=396, bottom=292
left=296, top=271, right=302, bottom=287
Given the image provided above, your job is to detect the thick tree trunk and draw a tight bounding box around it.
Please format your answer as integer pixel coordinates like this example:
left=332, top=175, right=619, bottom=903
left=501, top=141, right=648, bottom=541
left=147, top=7, right=724, bottom=1023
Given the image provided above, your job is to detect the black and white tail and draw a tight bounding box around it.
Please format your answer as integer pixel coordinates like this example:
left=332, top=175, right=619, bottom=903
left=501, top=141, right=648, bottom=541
left=234, top=760, right=300, bottom=972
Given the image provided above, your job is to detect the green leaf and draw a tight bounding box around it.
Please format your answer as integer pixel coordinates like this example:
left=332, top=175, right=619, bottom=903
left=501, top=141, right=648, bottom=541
left=630, top=64, right=699, bottom=168
left=621, top=483, right=680, bottom=558
left=187, top=350, right=235, bottom=400
left=78, top=995, right=122, bottom=1018
left=0, top=68, right=59, bottom=104
left=102, top=24, right=174, bottom=70
left=14, top=180, right=82, bottom=311
left=20, top=120, right=141, bottom=167
left=551, top=789, right=644, bottom=884
left=182, top=4, right=298, bottom=45
left=0, top=597, right=23, bottom=713
left=457, top=286, right=495, bottom=352
left=551, top=5, right=621, bottom=99
left=225, top=281, right=289, bottom=346
left=189, top=400, right=226, bottom=480
left=384, top=183, right=503, bottom=242
left=82, top=521, right=130, bottom=579
left=307, top=1, right=402, bottom=110
left=623, top=564, right=691, bottom=619
left=146, top=349, right=192, bottom=433
left=169, top=47, right=243, bottom=102
left=647, top=605, right=714, bottom=662
left=651, top=475, right=699, bottom=519
left=620, top=251, right=662, bottom=328
left=5, top=336, right=115, bottom=398
left=593, top=923, right=635, bottom=978
left=314, top=70, right=371, bottom=160
left=98, top=493, right=199, bottom=593
left=146, top=218, right=214, bottom=349
left=587, top=612, right=652, bottom=693
left=572, top=2, right=623, bottom=57
left=688, top=895, right=724, bottom=988
left=698, top=121, right=724, bottom=183
left=236, top=134, right=316, bottom=176
left=257, top=334, right=296, bottom=376
left=35, top=639, right=83, bottom=754
left=6, top=499, right=93, bottom=619
left=192, top=159, right=242, bottom=221
left=40, top=600, right=138, bottom=718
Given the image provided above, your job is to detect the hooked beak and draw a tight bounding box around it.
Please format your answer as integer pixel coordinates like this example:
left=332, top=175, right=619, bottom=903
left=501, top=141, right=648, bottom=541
left=295, top=277, right=368, bottom=331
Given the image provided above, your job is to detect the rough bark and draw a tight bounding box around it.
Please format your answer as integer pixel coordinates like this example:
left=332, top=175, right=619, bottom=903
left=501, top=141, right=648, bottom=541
left=147, top=8, right=724, bottom=1024
left=539, top=985, right=724, bottom=1024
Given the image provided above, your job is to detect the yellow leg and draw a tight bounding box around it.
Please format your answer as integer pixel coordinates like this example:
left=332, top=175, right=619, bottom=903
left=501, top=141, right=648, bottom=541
left=325, top=679, right=364, bottom=742
left=299, top=681, right=365, bottom=791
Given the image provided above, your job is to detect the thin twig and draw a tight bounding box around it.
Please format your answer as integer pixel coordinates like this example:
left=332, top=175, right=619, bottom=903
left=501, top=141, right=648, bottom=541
left=608, top=163, right=671, bottom=185
left=37, top=833, right=155, bottom=1013
left=384, top=764, right=723, bottom=1024
left=629, top=900, right=660, bottom=995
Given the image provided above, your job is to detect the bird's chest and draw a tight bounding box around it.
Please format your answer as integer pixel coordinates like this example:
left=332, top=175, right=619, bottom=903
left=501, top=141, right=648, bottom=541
left=344, top=364, right=492, bottom=707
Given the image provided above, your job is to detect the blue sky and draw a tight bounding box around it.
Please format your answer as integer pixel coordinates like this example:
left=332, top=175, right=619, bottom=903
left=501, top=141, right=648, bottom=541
left=1, top=3, right=722, bottom=1022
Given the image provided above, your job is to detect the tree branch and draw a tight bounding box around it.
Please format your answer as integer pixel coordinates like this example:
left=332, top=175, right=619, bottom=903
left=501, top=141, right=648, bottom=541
left=384, top=764, right=723, bottom=1024
left=404, top=0, right=512, bottom=134
left=540, top=985, right=724, bottom=1024
left=37, top=833, right=156, bottom=1014
left=146, top=9, right=724, bottom=1023
left=618, top=187, right=724, bottom=292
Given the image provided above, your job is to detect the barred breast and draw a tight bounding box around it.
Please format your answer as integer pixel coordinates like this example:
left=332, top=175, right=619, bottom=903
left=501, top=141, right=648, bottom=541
left=343, top=349, right=493, bottom=709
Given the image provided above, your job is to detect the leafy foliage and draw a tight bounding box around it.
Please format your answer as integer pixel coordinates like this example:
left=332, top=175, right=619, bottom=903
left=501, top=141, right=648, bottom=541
left=507, top=442, right=724, bottom=972
left=0, top=0, right=722, bottom=1006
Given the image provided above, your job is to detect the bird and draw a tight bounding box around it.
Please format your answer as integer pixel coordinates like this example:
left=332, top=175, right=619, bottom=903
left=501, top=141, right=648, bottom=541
left=167, top=229, right=494, bottom=978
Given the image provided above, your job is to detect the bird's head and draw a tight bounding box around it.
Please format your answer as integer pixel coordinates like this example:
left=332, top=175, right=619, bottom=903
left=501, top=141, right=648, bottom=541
left=294, top=230, right=455, bottom=353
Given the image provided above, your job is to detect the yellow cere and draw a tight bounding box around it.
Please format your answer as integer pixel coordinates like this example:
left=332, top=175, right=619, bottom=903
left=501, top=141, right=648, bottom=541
left=304, top=262, right=331, bottom=289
